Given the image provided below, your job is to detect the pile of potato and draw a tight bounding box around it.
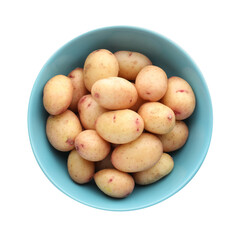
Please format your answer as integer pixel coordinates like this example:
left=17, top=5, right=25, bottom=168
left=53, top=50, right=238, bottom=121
left=43, top=49, right=196, bottom=198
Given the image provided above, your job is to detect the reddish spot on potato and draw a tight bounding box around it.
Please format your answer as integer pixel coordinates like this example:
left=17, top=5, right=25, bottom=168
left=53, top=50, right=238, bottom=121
left=69, top=74, right=74, bottom=78
left=80, top=144, right=85, bottom=148
left=173, top=110, right=181, bottom=115
left=75, top=145, right=79, bottom=151
left=129, top=99, right=133, bottom=103
left=87, top=103, right=92, bottom=107
left=135, top=118, right=139, bottom=125
left=146, top=91, right=151, bottom=95
left=108, top=176, right=114, bottom=183
left=80, top=96, right=87, bottom=103
left=94, top=93, right=100, bottom=98
left=136, top=128, right=139, bottom=131
left=113, top=115, right=116, bottom=123
left=128, top=52, right=133, bottom=56
left=176, top=89, right=188, bottom=93
left=66, top=138, right=74, bottom=145
left=167, top=114, right=172, bottom=120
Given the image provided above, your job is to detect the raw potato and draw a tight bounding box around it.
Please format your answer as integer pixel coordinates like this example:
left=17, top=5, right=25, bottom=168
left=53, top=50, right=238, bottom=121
left=91, top=77, right=138, bottom=110
left=111, top=133, right=163, bottom=172
left=43, top=75, right=73, bottom=115
left=83, top=49, right=119, bottom=91
left=95, top=152, right=114, bottom=172
left=138, top=102, right=175, bottom=134
left=129, top=83, right=147, bottom=112
left=158, top=120, right=189, bottom=152
left=96, top=109, right=144, bottom=144
left=67, top=149, right=95, bottom=184
left=68, top=68, right=88, bottom=112
left=161, top=76, right=196, bottom=120
left=114, top=51, right=152, bottom=80
left=133, top=153, right=174, bottom=185
left=78, top=94, right=107, bottom=130
left=135, top=65, right=167, bottom=101
left=75, top=130, right=111, bottom=162
left=94, top=169, right=135, bottom=198
left=46, top=110, right=82, bottom=151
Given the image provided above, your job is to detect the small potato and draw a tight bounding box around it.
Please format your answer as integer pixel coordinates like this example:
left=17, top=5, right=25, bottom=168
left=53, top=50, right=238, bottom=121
left=96, top=109, right=144, bottom=144
left=91, top=77, right=138, bottom=110
left=133, top=153, right=174, bottom=185
left=111, top=133, right=163, bottom=172
left=43, top=75, right=73, bottom=115
left=95, top=152, right=114, bottom=172
left=114, top=51, right=152, bottom=80
left=129, top=83, right=147, bottom=112
left=83, top=49, right=119, bottom=91
left=67, top=149, right=95, bottom=184
left=138, top=102, right=175, bottom=134
left=77, top=94, right=107, bottom=130
left=158, top=120, right=189, bottom=152
left=46, top=110, right=82, bottom=151
left=68, top=68, right=88, bottom=112
left=75, top=130, right=111, bottom=162
left=94, top=169, right=135, bottom=198
left=161, top=76, right=196, bottom=120
left=135, top=65, right=167, bottom=101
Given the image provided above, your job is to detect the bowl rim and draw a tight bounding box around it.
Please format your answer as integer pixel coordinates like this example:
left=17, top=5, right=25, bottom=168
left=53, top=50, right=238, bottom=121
left=27, top=25, right=213, bottom=211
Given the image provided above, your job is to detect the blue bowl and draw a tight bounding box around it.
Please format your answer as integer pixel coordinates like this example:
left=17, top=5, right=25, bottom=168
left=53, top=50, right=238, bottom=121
left=28, top=26, right=213, bottom=211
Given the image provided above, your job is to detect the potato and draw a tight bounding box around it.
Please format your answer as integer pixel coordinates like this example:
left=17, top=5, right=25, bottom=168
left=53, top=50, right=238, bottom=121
left=111, top=133, right=163, bottom=172
left=95, top=152, right=114, bottom=172
left=138, top=102, right=175, bottom=134
left=161, top=76, right=196, bottom=120
left=96, top=109, right=144, bottom=144
left=83, top=49, right=119, bottom=91
left=135, top=65, right=167, bottom=101
left=133, top=153, right=174, bottom=185
left=129, top=83, right=147, bottom=112
left=77, top=94, right=107, bottom=130
left=68, top=68, right=88, bottom=112
left=91, top=77, right=138, bottom=110
left=75, top=130, right=111, bottom=162
left=67, top=149, right=95, bottom=184
left=158, top=120, right=189, bottom=152
left=43, top=75, right=73, bottom=115
left=94, top=169, right=135, bottom=198
left=114, top=51, right=152, bottom=80
left=46, top=110, right=82, bottom=151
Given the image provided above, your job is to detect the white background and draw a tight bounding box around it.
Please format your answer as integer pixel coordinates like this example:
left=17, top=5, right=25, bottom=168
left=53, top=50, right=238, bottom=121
left=1, top=0, right=241, bottom=239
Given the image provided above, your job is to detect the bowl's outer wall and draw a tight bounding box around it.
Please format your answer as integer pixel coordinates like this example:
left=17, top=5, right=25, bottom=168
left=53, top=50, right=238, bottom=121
left=28, top=26, right=213, bottom=211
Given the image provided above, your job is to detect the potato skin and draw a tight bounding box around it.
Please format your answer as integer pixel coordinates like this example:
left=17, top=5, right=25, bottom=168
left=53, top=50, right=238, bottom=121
left=96, top=109, right=144, bottom=144
left=114, top=51, right=152, bottom=80
left=138, top=102, right=175, bottom=134
left=68, top=68, right=88, bottom=112
left=135, top=65, right=167, bottom=101
left=158, top=120, right=189, bottom=152
left=91, top=77, right=138, bottom=110
left=67, top=150, right=95, bottom=184
left=94, top=169, right=135, bottom=198
left=133, top=153, right=174, bottom=185
left=43, top=75, right=73, bottom=115
left=111, top=133, right=163, bottom=172
left=46, top=110, right=82, bottom=151
left=83, top=49, right=119, bottom=91
left=75, top=130, right=111, bottom=162
left=161, top=76, right=196, bottom=120
left=78, top=94, right=107, bottom=130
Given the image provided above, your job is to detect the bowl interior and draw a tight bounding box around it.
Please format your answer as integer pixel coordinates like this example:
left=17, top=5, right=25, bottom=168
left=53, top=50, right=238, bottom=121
left=28, top=26, right=213, bottom=211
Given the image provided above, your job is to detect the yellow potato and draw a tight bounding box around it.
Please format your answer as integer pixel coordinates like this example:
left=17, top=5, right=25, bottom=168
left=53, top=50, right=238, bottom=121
left=161, top=76, right=196, bottom=120
left=114, top=51, right=152, bottom=80
left=68, top=68, right=88, bottom=112
left=43, top=75, right=73, bottom=115
left=83, top=49, right=119, bottom=91
left=96, top=109, right=144, bottom=144
left=95, top=152, right=114, bottom=172
left=133, top=153, right=174, bottom=185
left=111, top=133, right=163, bottom=172
left=135, top=65, right=167, bottom=101
left=67, top=149, right=95, bottom=184
left=91, top=77, right=138, bottom=110
left=94, top=169, right=135, bottom=198
left=77, top=94, right=107, bottom=130
left=158, top=120, right=189, bottom=152
left=138, top=102, right=175, bottom=134
left=75, top=130, right=111, bottom=162
left=46, top=110, right=82, bottom=151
